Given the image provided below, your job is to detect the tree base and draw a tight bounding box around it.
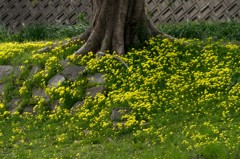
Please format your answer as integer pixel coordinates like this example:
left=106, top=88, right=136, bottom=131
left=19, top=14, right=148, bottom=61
left=39, top=0, right=176, bottom=55
left=74, top=0, right=161, bottom=56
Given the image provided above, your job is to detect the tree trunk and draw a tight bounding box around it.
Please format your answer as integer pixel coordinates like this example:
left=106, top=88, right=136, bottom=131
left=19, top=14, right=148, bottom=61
left=74, top=0, right=160, bottom=56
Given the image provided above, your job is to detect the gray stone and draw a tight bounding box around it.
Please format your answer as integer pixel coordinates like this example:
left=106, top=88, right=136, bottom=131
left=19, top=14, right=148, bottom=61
left=10, top=107, right=19, bottom=114
left=85, top=85, right=104, bottom=98
left=0, top=84, right=4, bottom=95
left=111, top=108, right=131, bottom=121
left=72, top=101, right=84, bottom=109
left=23, top=106, right=33, bottom=113
left=61, top=65, right=86, bottom=81
left=13, top=66, right=21, bottom=77
left=60, top=59, right=70, bottom=67
left=32, top=88, right=50, bottom=102
left=8, top=98, right=21, bottom=113
left=0, top=65, right=13, bottom=80
left=47, top=74, right=65, bottom=87
left=88, top=73, right=105, bottom=85
left=28, top=66, right=40, bottom=79
left=50, top=100, right=60, bottom=111
left=71, top=101, right=84, bottom=113
left=38, top=43, right=58, bottom=53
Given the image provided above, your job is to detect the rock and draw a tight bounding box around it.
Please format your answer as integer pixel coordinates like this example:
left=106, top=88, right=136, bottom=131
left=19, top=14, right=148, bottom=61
left=61, top=65, right=86, bottom=81
left=28, top=66, right=40, bottom=79
left=88, top=73, right=105, bottom=85
left=50, top=100, right=60, bottom=111
left=71, top=101, right=84, bottom=113
left=85, top=85, right=104, bottom=98
left=32, top=88, right=50, bottom=102
left=59, top=59, right=70, bottom=67
left=22, top=106, right=33, bottom=113
left=38, top=43, right=58, bottom=53
left=0, top=65, right=13, bottom=80
left=13, top=66, right=22, bottom=77
left=82, top=129, right=90, bottom=135
left=13, top=66, right=21, bottom=77
left=111, top=108, right=131, bottom=121
left=10, top=107, right=18, bottom=114
left=72, top=101, right=84, bottom=109
left=73, top=101, right=84, bottom=108
left=0, top=84, right=4, bottom=95
left=47, top=74, right=65, bottom=87
left=7, top=98, right=21, bottom=113
left=0, top=84, right=5, bottom=101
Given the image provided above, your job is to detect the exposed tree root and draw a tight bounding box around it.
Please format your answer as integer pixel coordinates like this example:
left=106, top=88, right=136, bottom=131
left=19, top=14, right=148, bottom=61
left=39, top=0, right=177, bottom=55
left=74, top=0, right=175, bottom=56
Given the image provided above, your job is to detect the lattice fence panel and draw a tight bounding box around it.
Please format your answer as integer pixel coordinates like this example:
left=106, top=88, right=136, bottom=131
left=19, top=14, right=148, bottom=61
left=1, top=0, right=240, bottom=31
left=146, top=0, right=240, bottom=24
left=0, top=0, right=91, bottom=30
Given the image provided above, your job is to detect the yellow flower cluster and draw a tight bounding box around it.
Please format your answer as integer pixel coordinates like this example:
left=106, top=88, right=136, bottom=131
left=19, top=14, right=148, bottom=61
left=0, top=36, right=239, bottom=157
left=77, top=36, right=240, bottom=153
left=0, top=42, right=51, bottom=65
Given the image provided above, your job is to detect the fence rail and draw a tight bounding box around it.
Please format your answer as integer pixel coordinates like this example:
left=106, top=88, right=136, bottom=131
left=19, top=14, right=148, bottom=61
left=0, top=0, right=240, bottom=31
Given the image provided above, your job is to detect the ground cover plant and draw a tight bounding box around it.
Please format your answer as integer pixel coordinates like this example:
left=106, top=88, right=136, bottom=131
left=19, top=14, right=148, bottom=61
left=159, top=21, right=240, bottom=42
left=0, top=18, right=88, bottom=42
left=0, top=34, right=239, bottom=158
left=0, top=12, right=90, bottom=42
left=2, top=22, right=240, bottom=43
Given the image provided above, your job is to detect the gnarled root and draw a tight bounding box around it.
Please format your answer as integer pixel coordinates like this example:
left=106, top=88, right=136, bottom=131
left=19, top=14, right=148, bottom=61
left=39, top=0, right=176, bottom=55
left=74, top=0, right=170, bottom=56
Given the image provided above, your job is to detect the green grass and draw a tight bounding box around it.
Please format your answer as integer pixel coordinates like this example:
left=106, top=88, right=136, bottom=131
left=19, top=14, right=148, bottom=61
left=2, top=21, right=240, bottom=42
left=0, top=25, right=240, bottom=158
left=14, top=23, right=87, bottom=42
left=159, top=21, right=240, bottom=42
left=0, top=23, right=87, bottom=42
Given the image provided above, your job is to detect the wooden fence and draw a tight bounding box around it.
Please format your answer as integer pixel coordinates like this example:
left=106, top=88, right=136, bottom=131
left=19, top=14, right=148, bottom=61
left=0, top=0, right=240, bottom=31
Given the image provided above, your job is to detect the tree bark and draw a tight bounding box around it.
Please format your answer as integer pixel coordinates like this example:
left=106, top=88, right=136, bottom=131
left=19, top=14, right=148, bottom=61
left=74, top=0, right=160, bottom=56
